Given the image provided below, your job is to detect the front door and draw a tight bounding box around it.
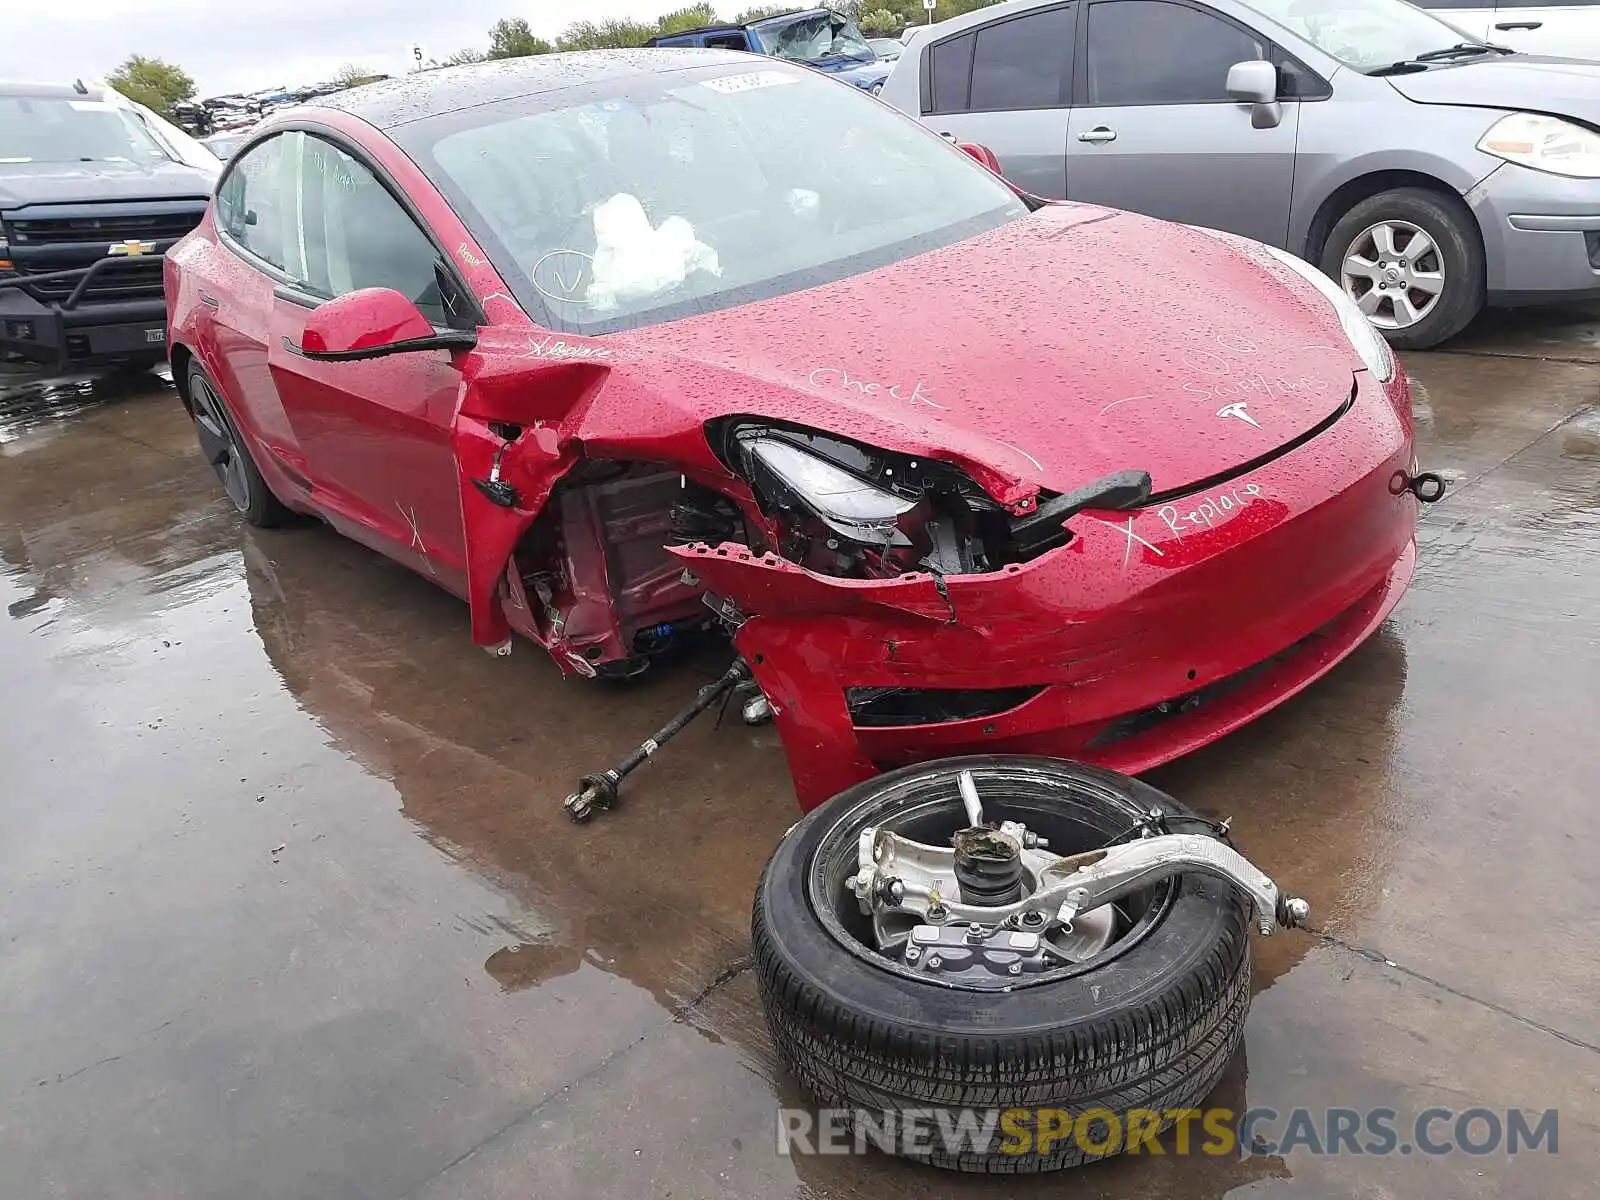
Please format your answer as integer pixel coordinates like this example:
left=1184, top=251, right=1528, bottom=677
left=264, top=133, right=472, bottom=591
left=207, top=132, right=305, bottom=477
left=1066, top=0, right=1299, bottom=248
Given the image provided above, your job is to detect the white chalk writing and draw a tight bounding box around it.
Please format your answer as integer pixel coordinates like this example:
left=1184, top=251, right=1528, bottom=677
left=523, top=335, right=614, bottom=361
left=1091, top=515, right=1166, bottom=572
left=1159, top=483, right=1264, bottom=536
left=1182, top=374, right=1331, bottom=405
left=808, top=366, right=944, bottom=410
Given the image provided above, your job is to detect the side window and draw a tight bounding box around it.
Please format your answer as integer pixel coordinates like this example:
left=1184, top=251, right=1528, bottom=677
left=970, top=5, right=1075, bottom=111
left=215, top=133, right=293, bottom=270
left=296, top=136, right=446, bottom=325
left=1087, top=0, right=1266, bottom=106
left=927, top=32, right=976, bottom=113
left=926, top=7, right=1075, bottom=114
left=1276, top=55, right=1329, bottom=99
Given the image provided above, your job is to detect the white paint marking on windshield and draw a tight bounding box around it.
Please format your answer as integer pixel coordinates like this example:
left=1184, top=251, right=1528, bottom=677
left=698, top=71, right=802, bottom=94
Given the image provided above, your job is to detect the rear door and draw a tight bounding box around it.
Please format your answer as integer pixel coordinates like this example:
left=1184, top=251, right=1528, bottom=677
left=1065, top=0, right=1299, bottom=247
left=265, top=132, right=473, bottom=589
left=918, top=4, right=1077, bottom=199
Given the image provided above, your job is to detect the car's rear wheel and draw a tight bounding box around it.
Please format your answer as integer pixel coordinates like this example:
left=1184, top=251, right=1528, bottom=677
left=186, top=362, right=290, bottom=528
left=753, top=756, right=1252, bottom=1173
left=1321, top=187, right=1484, bottom=350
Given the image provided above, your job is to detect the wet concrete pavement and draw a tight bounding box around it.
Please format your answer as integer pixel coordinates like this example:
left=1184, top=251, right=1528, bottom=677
left=1, top=312, right=1597, bottom=1198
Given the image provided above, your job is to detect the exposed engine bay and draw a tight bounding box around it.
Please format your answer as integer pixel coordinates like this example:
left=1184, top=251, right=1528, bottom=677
left=508, top=422, right=1154, bottom=681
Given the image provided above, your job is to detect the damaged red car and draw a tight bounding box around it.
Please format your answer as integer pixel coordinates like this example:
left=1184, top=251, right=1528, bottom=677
left=166, top=49, right=1428, bottom=811
left=166, top=49, right=1440, bottom=1173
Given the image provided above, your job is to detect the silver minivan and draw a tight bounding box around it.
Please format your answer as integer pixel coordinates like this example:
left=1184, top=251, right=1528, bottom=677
left=880, top=0, right=1600, bottom=346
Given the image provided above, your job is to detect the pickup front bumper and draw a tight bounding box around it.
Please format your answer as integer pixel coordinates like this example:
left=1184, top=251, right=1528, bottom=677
left=0, top=256, right=170, bottom=369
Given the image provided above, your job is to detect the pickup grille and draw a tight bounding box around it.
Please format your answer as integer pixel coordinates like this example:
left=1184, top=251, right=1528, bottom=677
left=5, top=211, right=202, bottom=245
left=3, top=207, right=204, bottom=305
left=20, top=258, right=167, bottom=301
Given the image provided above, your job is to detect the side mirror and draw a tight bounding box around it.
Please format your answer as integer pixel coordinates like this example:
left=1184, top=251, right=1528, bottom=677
left=958, top=141, right=1004, bottom=175
left=290, top=287, right=475, bottom=362
left=1226, top=60, right=1282, bottom=130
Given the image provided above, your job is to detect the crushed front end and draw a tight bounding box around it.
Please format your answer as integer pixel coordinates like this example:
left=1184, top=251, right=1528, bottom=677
left=671, top=372, right=1423, bottom=810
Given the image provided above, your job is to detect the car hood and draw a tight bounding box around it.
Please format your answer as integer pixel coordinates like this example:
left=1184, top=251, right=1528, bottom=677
left=616, top=205, right=1361, bottom=500
left=0, top=158, right=214, bottom=212
left=813, top=57, right=891, bottom=86
left=1385, top=54, right=1600, bottom=121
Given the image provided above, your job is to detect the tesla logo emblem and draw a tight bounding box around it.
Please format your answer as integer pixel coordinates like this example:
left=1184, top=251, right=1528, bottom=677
left=1216, top=401, right=1260, bottom=428
left=108, top=239, right=156, bottom=256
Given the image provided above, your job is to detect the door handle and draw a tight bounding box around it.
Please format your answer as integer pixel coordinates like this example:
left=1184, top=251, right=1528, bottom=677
left=1078, top=127, right=1117, bottom=144
left=199, top=293, right=220, bottom=308
left=1494, top=20, right=1541, bottom=29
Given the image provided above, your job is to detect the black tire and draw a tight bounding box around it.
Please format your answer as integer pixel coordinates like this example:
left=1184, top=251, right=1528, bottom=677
left=753, top=755, right=1252, bottom=1173
left=1319, top=186, right=1485, bottom=350
left=186, top=362, right=291, bottom=528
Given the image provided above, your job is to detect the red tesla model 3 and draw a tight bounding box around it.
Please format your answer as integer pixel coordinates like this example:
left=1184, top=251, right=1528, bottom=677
left=165, top=50, right=1427, bottom=810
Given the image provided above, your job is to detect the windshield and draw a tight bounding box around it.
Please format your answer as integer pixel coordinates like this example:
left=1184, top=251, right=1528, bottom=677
left=1246, top=0, right=1481, bottom=69
left=0, top=96, right=175, bottom=164
left=403, top=64, right=1025, bottom=335
left=751, top=11, right=875, bottom=63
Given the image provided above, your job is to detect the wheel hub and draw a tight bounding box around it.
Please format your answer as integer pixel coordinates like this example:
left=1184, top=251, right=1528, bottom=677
left=819, top=766, right=1308, bottom=992
left=1340, top=218, right=1445, bottom=330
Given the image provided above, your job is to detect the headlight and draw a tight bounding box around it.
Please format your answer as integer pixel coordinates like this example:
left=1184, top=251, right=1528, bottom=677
left=740, top=434, right=916, bottom=545
left=1477, top=112, right=1600, bottom=178
left=1264, top=245, right=1394, bottom=383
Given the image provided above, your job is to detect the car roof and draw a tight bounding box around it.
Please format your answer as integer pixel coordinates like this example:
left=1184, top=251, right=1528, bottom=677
left=0, top=80, right=106, bottom=101
left=315, top=48, right=756, bottom=130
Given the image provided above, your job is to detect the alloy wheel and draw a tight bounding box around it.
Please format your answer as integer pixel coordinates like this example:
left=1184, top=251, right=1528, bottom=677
left=189, top=375, right=253, bottom=513
left=1340, top=220, right=1445, bottom=330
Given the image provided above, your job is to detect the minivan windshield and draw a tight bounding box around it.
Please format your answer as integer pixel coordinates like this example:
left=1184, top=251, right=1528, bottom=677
left=0, top=96, right=175, bottom=164
left=403, top=64, right=1025, bottom=335
left=1246, top=0, right=1486, bottom=71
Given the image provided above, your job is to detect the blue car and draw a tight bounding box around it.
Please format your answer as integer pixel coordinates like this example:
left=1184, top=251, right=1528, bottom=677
left=646, top=8, right=892, bottom=93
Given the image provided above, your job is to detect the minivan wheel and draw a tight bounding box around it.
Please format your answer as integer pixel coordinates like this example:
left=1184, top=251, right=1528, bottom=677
left=186, top=362, right=291, bottom=528
left=1321, top=187, right=1484, bottom=350
left=752, top=756, right=1252, bottom=1173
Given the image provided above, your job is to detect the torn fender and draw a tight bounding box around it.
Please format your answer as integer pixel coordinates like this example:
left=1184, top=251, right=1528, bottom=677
left=451, top=354, right=611, bottom=647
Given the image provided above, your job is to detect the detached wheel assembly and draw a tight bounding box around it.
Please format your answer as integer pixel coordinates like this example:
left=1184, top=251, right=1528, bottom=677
left=752, top=755, right=1307, bottom=1173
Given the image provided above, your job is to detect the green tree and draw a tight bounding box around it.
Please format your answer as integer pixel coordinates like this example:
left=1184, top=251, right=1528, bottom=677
left=733, top=3, right=797, bottom=19
left=556, top=4, right=719, bottom=51
left=332, top=63, right=384, bottom=89
left=106, top=55, right=195, bottom=118
left=440, top=47, right=488, bottom=66
left=556, top=18, right=656, bottom=50
left=487, top=17, right=554, bottom=58
left=656, top=3, right=720, bottom=34
left=858, top=7, right=902, bottom=34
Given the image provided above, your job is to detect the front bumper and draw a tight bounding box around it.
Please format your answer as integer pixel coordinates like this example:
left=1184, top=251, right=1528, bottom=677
left=0, top=258, right=169, bottom=369
left=1470, top=161, right=1600, bottom=305
left=673, top=372, right=1418, bottom=809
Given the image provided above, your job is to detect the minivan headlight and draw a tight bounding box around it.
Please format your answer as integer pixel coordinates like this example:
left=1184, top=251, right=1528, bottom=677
left=1477, top=112, right=1600, bottom=178
left=1264, top=245, right=1394, bottom=383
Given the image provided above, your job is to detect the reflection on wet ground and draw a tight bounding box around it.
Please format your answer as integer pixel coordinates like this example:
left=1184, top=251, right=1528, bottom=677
left=1, top=315, right=1597, bottom=1198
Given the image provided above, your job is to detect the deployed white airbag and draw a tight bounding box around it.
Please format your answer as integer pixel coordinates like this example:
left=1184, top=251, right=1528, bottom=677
left=586, top=193, right=721, bottom=312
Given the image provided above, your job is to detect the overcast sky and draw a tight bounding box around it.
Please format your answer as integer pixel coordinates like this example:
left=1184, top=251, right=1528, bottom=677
left=13, top=0, right=701, bottom=96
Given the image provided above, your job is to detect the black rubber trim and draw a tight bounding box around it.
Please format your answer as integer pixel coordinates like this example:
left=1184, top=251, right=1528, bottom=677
left=1144, top=379, right=1356, bottom=507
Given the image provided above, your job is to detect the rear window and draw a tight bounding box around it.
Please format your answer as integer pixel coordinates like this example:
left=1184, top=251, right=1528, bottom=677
left=924, top=5, right=1076, bottom=114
